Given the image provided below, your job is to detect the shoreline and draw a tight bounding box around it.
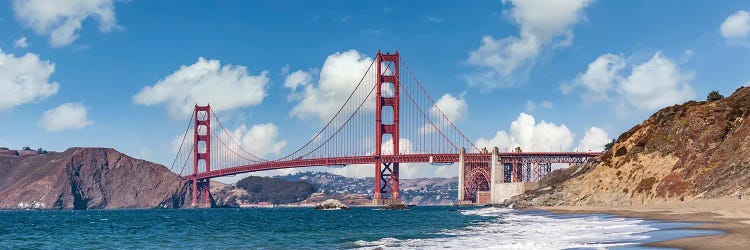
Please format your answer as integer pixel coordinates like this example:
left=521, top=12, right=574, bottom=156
left=534, top=199, right=750, bottom=249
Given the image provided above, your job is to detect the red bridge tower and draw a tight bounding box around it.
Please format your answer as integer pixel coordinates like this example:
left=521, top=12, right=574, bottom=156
left=192, top=104, right=212, bottom=208
left=374, top=51, right=401, bottom=205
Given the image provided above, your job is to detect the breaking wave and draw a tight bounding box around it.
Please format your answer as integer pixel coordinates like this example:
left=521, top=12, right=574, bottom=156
left=355, top=207, right=655, bottom=249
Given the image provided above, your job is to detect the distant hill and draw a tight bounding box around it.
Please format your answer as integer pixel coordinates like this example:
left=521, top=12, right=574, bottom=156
left=233, top=176, right=317, bottom=204
left=509, top=86, right=750, bottom=207
left=0, top=147, right=187, bottom=209
left=211, top=172, right=459, bottom=206
left=277, top=172, right=458, bottom=205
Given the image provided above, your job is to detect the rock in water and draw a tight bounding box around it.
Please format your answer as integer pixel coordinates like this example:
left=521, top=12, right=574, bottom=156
left=384, top=203, right=408, bottom=210
left=314, top=199, right=349, bottom=210
left=0, top=147, right=187, bottom=209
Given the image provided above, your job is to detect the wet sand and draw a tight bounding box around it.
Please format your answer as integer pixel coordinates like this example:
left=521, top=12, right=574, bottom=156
left=536, top=199, right=750, bottom=249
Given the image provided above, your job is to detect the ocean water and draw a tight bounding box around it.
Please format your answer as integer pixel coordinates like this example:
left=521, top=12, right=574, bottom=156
left=0, top=206, right=720, bottom=249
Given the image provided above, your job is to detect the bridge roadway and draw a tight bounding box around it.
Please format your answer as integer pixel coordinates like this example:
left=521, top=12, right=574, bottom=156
left=183, top=152, right=601, bottom=180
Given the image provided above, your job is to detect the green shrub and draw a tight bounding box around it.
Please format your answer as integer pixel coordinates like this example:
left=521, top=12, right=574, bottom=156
left=707, top=90, right=724, bottom=102
left=603, top=139, right=615, bottom=151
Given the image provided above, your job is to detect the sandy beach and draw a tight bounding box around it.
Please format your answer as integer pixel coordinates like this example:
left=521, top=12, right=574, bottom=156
left=537, top=199, right=750, bottom=249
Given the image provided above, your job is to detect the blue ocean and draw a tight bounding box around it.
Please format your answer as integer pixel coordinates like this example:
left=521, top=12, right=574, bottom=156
left=0, top=206, right=720, bottom=249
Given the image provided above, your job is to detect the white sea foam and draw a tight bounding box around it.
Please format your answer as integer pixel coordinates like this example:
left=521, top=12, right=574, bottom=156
left=355, top=207, right=655, bottom=249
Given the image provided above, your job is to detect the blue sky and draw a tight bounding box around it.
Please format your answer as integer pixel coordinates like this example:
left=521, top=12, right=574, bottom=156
left=1, top=0, right=749, bottom=180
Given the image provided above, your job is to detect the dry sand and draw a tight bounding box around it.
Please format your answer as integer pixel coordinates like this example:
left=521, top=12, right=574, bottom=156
left=536, top=198, right=750, bottom=249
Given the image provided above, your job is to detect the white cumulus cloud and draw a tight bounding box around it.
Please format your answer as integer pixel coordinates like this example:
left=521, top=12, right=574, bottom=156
left=230, top=123, right=287, bottom=158
left=476, top=113, right=574, bottom=152
left=466, top=0, right=593, bottom=88
left=564, top=52, right=695, bottom=113
left=562, top=53, right=626, bottom=102
left=420, top=93, right=468, bottom=134
left=574, top=127, right=610, bottom=152
left=289, top=49, right=374, bottom=122
left=0, top=49, right=59, bottom=111
left=13, top=0, right=119, bottom=47
left=283, top=70, right=313, bottom=91
left=619, top=52, right=695, bottom=111
left=432, top=93, right=467, bottom=123
left=380, top=138, right=414, bottom=155
left=38, top=102, right=93, bottom=132
left=720, top=10, right=749, bottom=42
left=14, top=37, right=29, bottom=48
left=133, top=57, right=269, bottom=118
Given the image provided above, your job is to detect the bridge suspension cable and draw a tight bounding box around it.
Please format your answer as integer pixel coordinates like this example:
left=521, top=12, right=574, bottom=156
left=176, top=52, right=481, bottom=177
left=170, top=111, right=194, bottom=176
left=401, top=59, right=479, bottom=153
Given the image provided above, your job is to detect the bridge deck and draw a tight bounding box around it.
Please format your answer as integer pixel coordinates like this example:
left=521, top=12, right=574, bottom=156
left=183, top=152, right=601, bottom=180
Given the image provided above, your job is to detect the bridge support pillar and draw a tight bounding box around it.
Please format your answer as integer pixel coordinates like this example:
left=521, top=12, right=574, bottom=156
left=191, top=104, right=212, bottom=208
left=457, top=148, right=465, bottom=202
left=191, top=179, right=212, bottom=208
left=373, top=51, right=401, bottom=206
left=191, top=177, right=198, bottom=206
left=489, top=147, right=504, bottom=203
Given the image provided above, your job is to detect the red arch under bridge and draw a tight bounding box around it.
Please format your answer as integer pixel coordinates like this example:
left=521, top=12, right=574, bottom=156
left=171, top=51, right=601, bottom=207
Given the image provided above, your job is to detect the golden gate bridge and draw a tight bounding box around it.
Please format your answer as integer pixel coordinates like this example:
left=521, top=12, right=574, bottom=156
left=170, top=51, right=600, bottom=208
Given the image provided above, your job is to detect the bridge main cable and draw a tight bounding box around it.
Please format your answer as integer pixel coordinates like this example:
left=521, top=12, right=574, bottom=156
left=273, top=58, right=378, bottom=162
left=401, top=58, right=480, bottom=153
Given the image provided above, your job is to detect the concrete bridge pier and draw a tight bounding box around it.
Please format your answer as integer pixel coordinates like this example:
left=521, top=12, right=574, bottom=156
left=490, top=147, right=538, bottom=204
left=489, top=147, right=502, bottom=203
left=457, top=146, right=540, bottom=205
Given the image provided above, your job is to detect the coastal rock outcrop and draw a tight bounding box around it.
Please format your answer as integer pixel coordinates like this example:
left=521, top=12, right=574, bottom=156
left=0, top=147, right=188, bottom=209
left=384, top=203, right=409, bottom=210
left=315, top=199, right=349, bottom=210
left=210, top=181, right=248, bottom=207
left=507, top=87, right=750, bottom=208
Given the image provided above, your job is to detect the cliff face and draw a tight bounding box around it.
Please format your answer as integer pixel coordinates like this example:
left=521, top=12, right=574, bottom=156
left=509, top=87, right=750, bottom=207
left=0, top=147, right=187, bottom=209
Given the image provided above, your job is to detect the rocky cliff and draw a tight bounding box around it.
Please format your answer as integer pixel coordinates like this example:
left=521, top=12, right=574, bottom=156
left=0, top=147, right=188, bottom=209
left=508, top=87, right=750, bottom=207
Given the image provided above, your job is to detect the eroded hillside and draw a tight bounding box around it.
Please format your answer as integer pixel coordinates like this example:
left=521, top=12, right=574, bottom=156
left=509, top=87, right=750, bottom=207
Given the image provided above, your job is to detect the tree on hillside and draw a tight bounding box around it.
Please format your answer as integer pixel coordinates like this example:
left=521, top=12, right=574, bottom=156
left=736, top=85, right=747, bottom=95
left=707, top=90, right=724, bottom=102
left=603, top=139, right=615, bottom=152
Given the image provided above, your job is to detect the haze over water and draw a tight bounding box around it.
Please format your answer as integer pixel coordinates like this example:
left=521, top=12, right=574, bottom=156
left=0, top=206, right=719, bottom=249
